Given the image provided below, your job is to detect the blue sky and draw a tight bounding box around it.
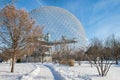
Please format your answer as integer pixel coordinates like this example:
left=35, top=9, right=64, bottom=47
left=1, top=0, right=120, bottom=40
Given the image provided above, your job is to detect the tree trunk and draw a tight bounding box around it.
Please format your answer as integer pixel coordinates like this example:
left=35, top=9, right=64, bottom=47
left=115, top=57, right=118, bottom=65
left=11, top=55, right=16, bottom=73
left=41, top=55, right=44, bottom=64
left=26, top=55, right=29, bottom=62
left=78, top=61, right=81, bottom=65
left=40, top=53, right=43, bottom=63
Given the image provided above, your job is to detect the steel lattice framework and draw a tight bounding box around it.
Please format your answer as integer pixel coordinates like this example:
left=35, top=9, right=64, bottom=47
left=29, top=6, right=86, bottom=47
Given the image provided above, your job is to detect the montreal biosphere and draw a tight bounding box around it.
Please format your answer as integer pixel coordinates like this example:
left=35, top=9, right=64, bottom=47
left=29, top=6, right=86, bottom=48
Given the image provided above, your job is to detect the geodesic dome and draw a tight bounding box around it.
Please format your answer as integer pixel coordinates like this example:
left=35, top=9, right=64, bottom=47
left=30, top=6, right=86, bottom=47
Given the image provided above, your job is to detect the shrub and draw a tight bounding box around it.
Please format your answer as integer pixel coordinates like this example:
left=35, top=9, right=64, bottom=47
left=69, top=59, right=75, bottom=66
left=60, top=59, right=75, bottom=66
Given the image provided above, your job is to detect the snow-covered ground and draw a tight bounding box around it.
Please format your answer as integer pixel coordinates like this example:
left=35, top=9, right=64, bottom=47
left=52, top=62, right=120, bottom=80
left=0, top=63, right=35, bottom=80
left=0, top=62, right=120, bottom=80
left=0, top=63, right=54, bottom=80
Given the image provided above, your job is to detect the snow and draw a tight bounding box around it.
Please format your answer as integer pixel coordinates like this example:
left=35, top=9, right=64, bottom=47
left=0, top=63, right=35, bottom=80
left=44, top=64, right=64, bottom=80
left=0, top=62, right=120, bottom=80
left=0, top=63, right=54, bottom=80
left=51, top=62, right=120, bottom=80
left=51, top=63, right=92, bottom=80
left=32, top=65, right=54, bottom=80
left=21, top=66, right=40, bottom=80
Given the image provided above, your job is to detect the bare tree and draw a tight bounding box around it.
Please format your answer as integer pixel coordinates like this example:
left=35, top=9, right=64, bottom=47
left=52, top=37, right=75, bottom=63
left=108, top=35, right=120, bottom=65
left=52, top=45, right=62, bottom=63
left=0, top=5, right=43, bottom=72
left=37, top=45, right=50, bottom=63
left=86, top=38, right=114, bottom=76
left=74, top=49, right=85, bottom=65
